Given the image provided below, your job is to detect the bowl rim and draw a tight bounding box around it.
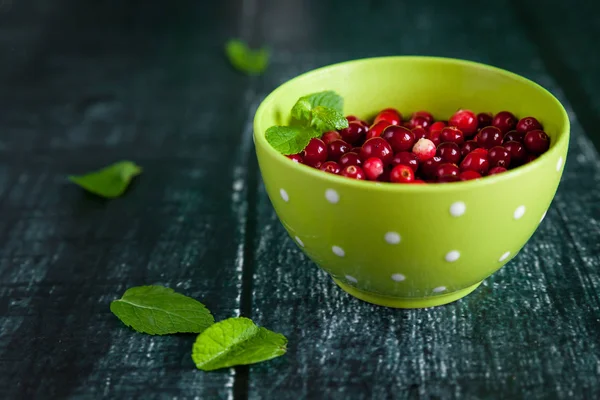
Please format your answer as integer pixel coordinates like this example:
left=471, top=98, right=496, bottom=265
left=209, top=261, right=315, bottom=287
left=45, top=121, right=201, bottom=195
left=253, top=55, right=570, bottom=192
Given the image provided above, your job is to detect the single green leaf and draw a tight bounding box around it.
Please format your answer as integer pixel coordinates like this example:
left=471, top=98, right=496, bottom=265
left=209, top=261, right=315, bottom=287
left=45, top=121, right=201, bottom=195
left=192, top=317, right=287, bottom=371
left=265, top=125, right=320, bottom=155
left=68, top=161, right=142, bottom=199
left=289, top=91, right=346, bottom=129
left=225, top=39, right=270, bottom=75
left=110, top=285, right=215, bottom=335
left=310, top=106, right=349, bottom=132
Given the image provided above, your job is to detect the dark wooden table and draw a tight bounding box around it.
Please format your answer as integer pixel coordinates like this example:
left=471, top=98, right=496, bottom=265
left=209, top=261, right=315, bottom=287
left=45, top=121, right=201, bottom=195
left=1, top=0, right=599, bottom=399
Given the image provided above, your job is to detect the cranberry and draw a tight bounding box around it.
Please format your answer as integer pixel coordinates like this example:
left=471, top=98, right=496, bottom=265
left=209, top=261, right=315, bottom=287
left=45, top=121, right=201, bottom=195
left=391, top=151, right=419, bottom=173
left=427, top=130, right=441, bottom=147
left=411, top=111, right=434, bottom=127
left=381, top=126, right=415, bottom=152
left=471, top=148, right=488, bottom=157
left=459, top=170, right=482, bottom=181
left=390, top=164, right=415, bottom=183
left=287, top=154, right=303, bottom=164
left=488, top=146, right=512, bottom=168
left=524, top=130, right=550, bottom=154
left=339, top=121, right=367, bottom=145
left=412, top=127, right=428, bottom=140
left=339, top=152, right=362, bottom=168
left=363, top=157, right=385, bottom=181
left=429, top=121, right=446, bottom=134
left=412, top=138, right=436, bottom=161
left=477, top=112, right=493, bottom=129
left=449, top=109, right=477, bottom=136
left=366, top=121, right=391, bottom=139
left=460, top=140, right=480, bottom=158
left=516, top=116, right=542, bottom=134
left=420, top=156, right=443, bottom=180
left=402, top=122, right=413, bottom=129
left=303, top=138, right=328, bottom=167
left=321, top=131, right=342, bottom=145
left=437, top=142, right=461, bottom=164
left=477, top=126, right=503, bottom=149
left=525, top=154, right=538, bottom=163
left=460, top=152, right=490, bottom=175
left=319, top=161, right=341, bottom=174
left=346, top=115, right=358, bottom=122
left=488, top=166, right=507, bottom=175
left=492, top=111, right=517, bottom=133
left=340, top=165, right=365, bottom=180
left=360, top=137, right=393, bottom=164
left=327, top=140, right=352, bottom=162
left=374, top=108, right=402, bottom=126
left=436, top=163, right=460, bottom=180
left=503, top=130, right=524, bottom=143
left=350, top=147, right=362, bottom=154
left=440, top=126, right=465, bottom=145
left=503, top=141, right=527, bottom=166
left=438, top=175, right=460, bottom=183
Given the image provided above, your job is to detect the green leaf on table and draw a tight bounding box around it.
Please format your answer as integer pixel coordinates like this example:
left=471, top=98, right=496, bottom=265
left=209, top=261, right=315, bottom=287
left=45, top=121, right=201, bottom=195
left=68, top=160, right=142, bottom=199
left=192, top=317, right=287, bottom=371
left=110, top=285, right=215, bottom=335
left=225, top=39, right=270, bottom=75
left=310, top=106, right=348, bottom=132
left=265, top=125, right=320, bottom=155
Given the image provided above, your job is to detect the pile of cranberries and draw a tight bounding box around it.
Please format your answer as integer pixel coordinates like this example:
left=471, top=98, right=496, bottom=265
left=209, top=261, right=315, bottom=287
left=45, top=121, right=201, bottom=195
left=286, top=108, right=551, bottom=183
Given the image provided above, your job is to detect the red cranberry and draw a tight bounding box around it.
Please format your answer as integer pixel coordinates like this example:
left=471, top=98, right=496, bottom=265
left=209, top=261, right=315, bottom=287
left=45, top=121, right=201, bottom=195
left=303, top=138, right=328, bottom=167
left=524, top=130, right=550, bottom=154
left=411, top=127, right=428, bottom=140
left=503, top=130, right=524, bottom=143
left=339, top=152, right=362, bottom=168
left=516, top=116, right=542, bottom=134
left=488, top=146, right=512, bottom=168
left=460, top=140, right=480, bottom=158
left=346, top=115, right=358, bottom=122
left=503, top=141, right=526, bottom=166
left=436, top=163, right=460, bottom=180
left=363, top=157, right=385, bottom=181
left=327, top=140, right=352, bottom=162
left=427, top=130, right=441, bottom=147
left=438, top=175, right=460, bottom=183
left=471, top=148, right=488, bottom=157
left=420, top=156, right=443, bottom=180
left=287, top=154, right=303, bottom=164
left=459, top=170, right=482, bottom=181
left=525, top=154, right=538, bottom=163
left=477, top=112, right=493, bottom=129
left=449, top=109, right=477, bottom=136
left=321, top=131, right=342, bottom=145
left=360, top=137, right=393, bottom=164
left=412, top=138, right=436, bottom=161
left=366, top=121, right=391, bottom=139
left=390, top=164, right=414, bottom=183
left=402, top=122, right=413, bottom=129
left=340, top=165, right=365, bottom=180
left=437, top=142, right=461, bottom=164
left=339, top=121, right=367, bottom=145
left=374, top=108, right=402, bottom=126
left=440, top=126, right=465, bottom=145
left=492, top=111, right=517, bottom=133
left=460, top=152, right=490, bottom=175
left=381, top=125, right=415, bottom=152
left=319, top=161, right=341, bottom=174
left=429, top=121, right=446, bottom=134
left=391, top=151, right=419, bottom=173
left=477, top=126, right=503, bottom=149
left=488, top=166, right=507, bottom=175
left=411, top=111, right=434, bottom=127
left=350, top=147, right=362, bottom=154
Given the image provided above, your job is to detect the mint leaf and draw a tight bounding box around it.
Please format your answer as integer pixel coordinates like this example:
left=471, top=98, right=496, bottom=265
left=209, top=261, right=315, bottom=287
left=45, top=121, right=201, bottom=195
left=110, top=285, right=214, bottom=335
left=192, top=317, right=287, bottom=371
left=291, top=91, right=344, bottom=119
left=225, top=39, right=270, bottom=75
left=311, top=106, right=348, bottom=132
left=69, top=161, right=142, bottom=199
left=265, top=125, right=320, bottom=155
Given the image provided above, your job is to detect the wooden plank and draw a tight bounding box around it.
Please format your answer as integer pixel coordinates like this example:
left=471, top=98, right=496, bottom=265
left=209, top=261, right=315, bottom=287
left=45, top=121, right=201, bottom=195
left=247, top=0, right=600, bottom=398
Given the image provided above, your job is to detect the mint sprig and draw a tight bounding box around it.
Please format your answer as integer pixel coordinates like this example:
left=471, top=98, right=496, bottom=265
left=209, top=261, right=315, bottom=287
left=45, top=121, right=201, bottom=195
left=110, top=286, right=214, bottom=335
left=225, top=39, right=270, bottom=75
left=266, top=90, right=347, bottom=155
left=192, top=317, right=287, bottom=371
left=68, top=160, right=142, bottom=199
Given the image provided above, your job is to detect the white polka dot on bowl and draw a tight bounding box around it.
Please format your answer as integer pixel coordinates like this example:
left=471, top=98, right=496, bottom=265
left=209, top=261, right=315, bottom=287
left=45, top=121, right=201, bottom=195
left=499, top=251, right=511, bottom=262
left=514, top=205, right=526, bottom=220
left=449, top=201, right=466, bottom=217
left=391, top=273, right=406, bottom=282
left=325, top=189, right=340, bottom=204
left=345, top=275, right=358, bottom=283
left=445, top=250, right=460, bottom=262
left=384, top=232, right=401, bottom=244
left=433, top=286, right=447, bottom=293
left=332, top=246, right=345, bottom=257
left=280, top=188, right=289, bottom=202
left=295, top=236, right=304, bottom=247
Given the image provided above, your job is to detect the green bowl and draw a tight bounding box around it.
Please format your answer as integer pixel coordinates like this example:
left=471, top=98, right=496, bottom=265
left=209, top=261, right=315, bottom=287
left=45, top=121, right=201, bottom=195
left=253, top=56, right=569, bottom=308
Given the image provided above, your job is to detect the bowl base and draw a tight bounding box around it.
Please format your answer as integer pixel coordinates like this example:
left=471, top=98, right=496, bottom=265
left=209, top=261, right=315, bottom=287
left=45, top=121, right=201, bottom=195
left=332, top=279, right=483, bottom=309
